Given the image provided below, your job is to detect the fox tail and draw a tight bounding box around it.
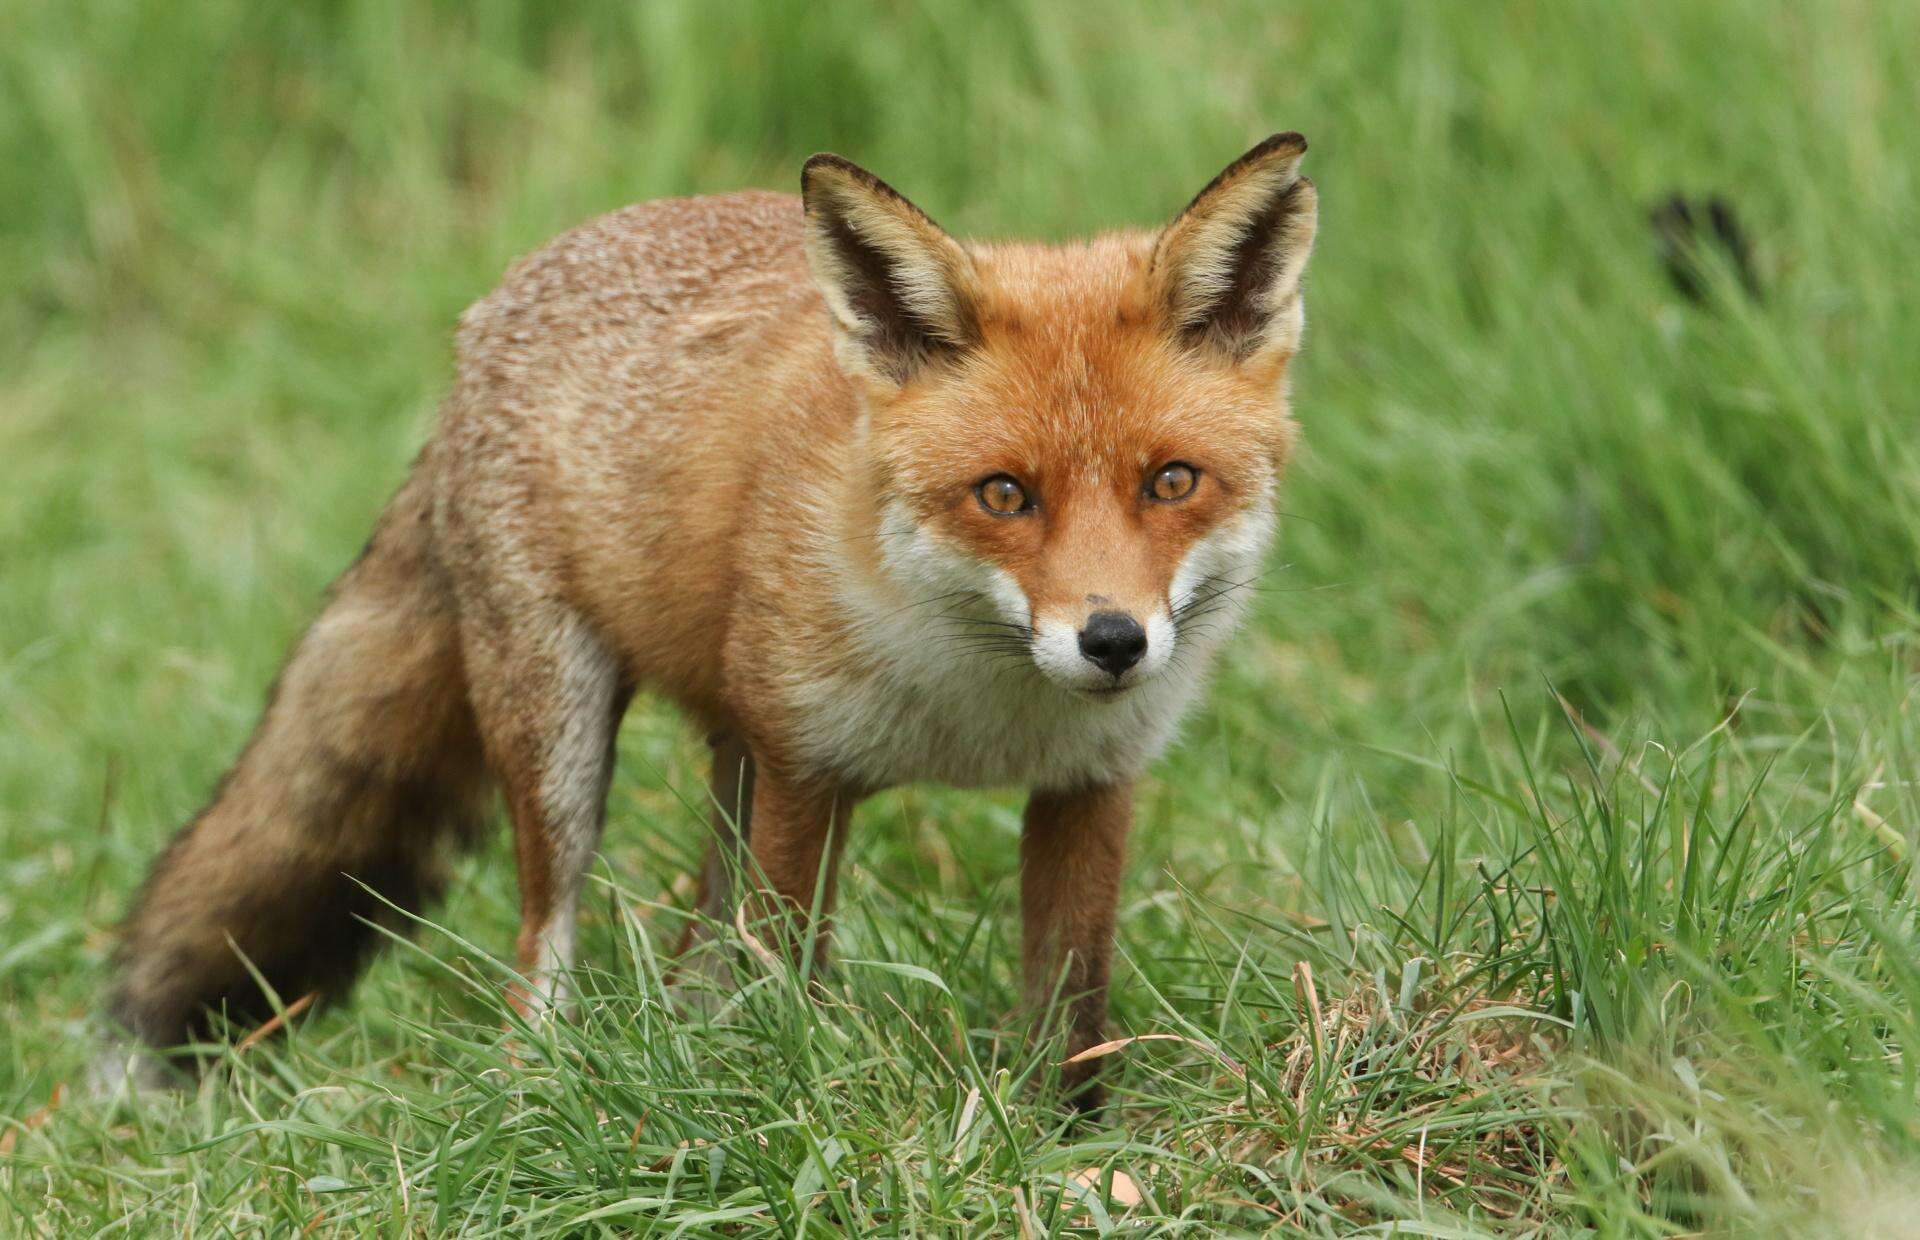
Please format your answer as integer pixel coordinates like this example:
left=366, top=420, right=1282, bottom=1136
left=96, top=468, right=492, bottom=1089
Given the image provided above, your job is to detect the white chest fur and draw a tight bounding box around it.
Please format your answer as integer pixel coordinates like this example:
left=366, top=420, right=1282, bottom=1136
left=788, top=640, right=1205, bottom=790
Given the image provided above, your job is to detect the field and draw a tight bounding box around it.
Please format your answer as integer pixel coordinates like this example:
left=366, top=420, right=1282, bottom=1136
left=5, top=1, right=1920, bottom=1233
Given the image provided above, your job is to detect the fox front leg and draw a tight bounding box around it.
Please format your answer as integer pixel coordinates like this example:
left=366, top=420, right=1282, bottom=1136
left=736, top=761, right=856, bottom=969
left=668, top=733, right=760, bottom=997
left=1021, top=781, right=1133, bottom=1116
left=675, top=732, right=757, bottom=953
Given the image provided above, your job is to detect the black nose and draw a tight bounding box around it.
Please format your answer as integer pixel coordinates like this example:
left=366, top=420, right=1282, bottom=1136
left=1077, top=610, right=1147, bottom=677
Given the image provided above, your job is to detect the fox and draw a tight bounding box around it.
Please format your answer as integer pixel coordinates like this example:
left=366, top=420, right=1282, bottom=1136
left=96, top=133, right=1319, bottom=1112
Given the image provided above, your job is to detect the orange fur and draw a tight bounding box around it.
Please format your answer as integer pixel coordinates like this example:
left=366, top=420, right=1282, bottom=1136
left=100, top=137, right=1319, bottom=1114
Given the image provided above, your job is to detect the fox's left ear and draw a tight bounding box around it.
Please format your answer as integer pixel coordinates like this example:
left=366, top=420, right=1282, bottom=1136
left=801, top=153, right=982, bottom=389
left=1151, top=133, right=1318, bottom=371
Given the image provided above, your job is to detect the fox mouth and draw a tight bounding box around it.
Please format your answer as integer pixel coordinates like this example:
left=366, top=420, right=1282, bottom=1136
left=926, top=595, right=1165, bottom=696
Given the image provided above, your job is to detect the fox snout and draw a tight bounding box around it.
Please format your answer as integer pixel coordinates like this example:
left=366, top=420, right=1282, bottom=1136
left=1025, top=596, right=1176, bottom=696
left=1078, top=610, right=1147, bottom=676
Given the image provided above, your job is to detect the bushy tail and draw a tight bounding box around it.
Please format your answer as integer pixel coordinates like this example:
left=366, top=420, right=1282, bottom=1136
left=103, top=471, right=492, bottom=1069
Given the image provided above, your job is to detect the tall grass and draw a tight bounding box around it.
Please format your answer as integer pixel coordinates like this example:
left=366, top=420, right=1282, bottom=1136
left=3, top=1, right=1918, bottom=1232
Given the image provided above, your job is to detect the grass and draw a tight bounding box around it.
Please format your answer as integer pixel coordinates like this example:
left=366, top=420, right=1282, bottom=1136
left=4, top=0, right=1919, bottom=1232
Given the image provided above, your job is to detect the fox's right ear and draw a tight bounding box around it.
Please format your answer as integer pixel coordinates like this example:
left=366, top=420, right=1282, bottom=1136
left=801, top=154, right=982, bottom=388
left=1151, top=133, right=1318, bottom=374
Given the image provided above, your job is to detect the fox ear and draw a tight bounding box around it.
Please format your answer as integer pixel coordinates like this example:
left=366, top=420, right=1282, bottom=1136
left=1151, top=133, right=1318, bottom=368
left=801, top=154, right=982, bottom=387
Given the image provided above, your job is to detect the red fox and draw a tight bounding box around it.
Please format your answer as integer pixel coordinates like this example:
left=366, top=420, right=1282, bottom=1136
left=98, top=134, right=1318, bottom=1110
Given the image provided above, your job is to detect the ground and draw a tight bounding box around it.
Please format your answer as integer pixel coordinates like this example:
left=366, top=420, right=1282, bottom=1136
left=4, top=2, right=1920, bottom=1234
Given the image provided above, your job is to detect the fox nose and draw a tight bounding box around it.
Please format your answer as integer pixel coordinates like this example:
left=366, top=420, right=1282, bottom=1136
left=1077, top=611, right=1147, bottom=677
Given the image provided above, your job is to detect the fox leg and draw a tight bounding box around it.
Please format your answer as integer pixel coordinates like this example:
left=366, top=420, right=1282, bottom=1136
left=462, top=606, right=626, bottom=1015
left=1021, top=781, right=1133, bottom=1115
left=738, top=763, right=856, bottom=966
left=668, top=733, right=756, bottom=984
left=692, top=732, right=758, bottom=933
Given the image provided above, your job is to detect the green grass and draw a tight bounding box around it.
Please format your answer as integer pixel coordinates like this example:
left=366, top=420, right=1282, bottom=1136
left=4, top=0, right=1919, bottom=1232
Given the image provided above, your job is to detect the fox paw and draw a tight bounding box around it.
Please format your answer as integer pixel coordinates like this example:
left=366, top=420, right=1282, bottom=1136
left=86, top=1034, right=178, bottom=1104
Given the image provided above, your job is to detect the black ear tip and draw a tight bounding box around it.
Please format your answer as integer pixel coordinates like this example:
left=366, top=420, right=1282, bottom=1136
left=800, top=152, right=897, bottom=204
left=1254, top=131, right=1309, bottom=159
left=801, top=152, right=853, bottom=190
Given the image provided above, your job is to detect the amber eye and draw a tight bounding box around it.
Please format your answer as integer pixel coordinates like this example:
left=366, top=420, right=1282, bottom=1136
left=1148, top=462, right=1199, bottom=502
left=976, top=474, right=1031, bottom=515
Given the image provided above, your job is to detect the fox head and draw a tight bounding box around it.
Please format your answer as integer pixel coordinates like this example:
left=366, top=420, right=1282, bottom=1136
left=802, top=135, right=1317, bottom=700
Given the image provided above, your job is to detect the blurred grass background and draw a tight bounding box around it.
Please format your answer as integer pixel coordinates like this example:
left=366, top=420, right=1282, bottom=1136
left=4, top=1, right=1920, bottom=1233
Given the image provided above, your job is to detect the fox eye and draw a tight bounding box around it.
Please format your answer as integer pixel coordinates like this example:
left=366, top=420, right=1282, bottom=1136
left=976, top=474, right=1032, bottom=515
left=1147, top=462, right=1199, bottom=502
